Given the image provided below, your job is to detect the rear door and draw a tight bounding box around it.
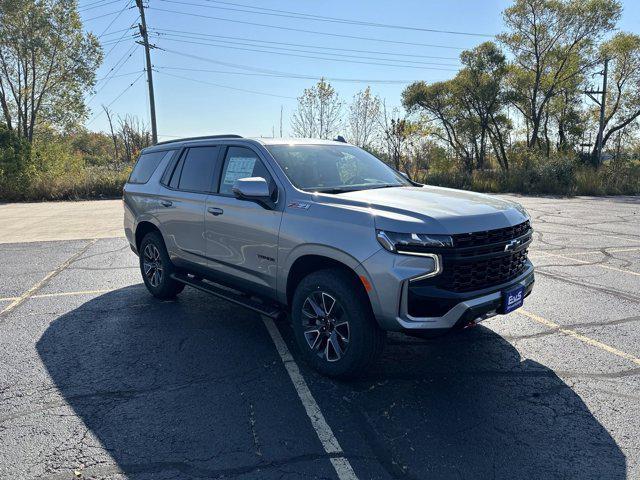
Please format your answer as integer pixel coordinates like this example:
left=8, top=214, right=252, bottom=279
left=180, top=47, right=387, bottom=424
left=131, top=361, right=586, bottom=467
left=156, top=145, right=221, bottom=269
left=204, top=145, right=284, bottom=298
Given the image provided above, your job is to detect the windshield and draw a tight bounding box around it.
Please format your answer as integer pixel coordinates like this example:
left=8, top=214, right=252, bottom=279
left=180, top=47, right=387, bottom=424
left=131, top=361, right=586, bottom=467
left=266, top=144, right=411, bottom=193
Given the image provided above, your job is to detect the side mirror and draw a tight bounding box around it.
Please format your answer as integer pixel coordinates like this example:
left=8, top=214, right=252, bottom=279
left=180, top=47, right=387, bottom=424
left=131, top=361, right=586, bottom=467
left=232, top=177, right=275, bottom=209
left=399, top=171, right=410, bottom=180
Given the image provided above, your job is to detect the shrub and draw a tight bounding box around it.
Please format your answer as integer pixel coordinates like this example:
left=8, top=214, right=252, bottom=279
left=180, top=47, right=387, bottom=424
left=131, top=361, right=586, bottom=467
left=0, top=125, right=33, bottom=200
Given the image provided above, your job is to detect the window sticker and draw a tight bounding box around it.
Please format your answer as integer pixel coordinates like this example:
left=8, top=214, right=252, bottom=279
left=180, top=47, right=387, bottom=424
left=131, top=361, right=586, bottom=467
left=222, top=156, right=256, bottom=186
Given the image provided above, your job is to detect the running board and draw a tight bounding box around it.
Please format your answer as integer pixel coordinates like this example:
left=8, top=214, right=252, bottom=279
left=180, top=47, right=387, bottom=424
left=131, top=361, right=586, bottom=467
left=170, top=273, right=283, bottom=319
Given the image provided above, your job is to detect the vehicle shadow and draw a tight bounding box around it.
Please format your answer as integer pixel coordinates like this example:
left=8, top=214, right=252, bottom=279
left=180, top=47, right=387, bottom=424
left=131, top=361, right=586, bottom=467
left=283, top=325, right=628, bottom=480
left=36, top=285, right=338, bottom=479
left=37, top=286, right=626, bottom=480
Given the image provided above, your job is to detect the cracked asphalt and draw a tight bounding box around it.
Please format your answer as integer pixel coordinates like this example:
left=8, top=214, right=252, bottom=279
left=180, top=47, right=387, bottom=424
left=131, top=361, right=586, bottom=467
left=0, top=195, right=639, bottom=479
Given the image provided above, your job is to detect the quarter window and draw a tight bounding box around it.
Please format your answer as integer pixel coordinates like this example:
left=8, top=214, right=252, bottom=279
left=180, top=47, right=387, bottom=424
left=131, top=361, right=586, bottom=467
left=128, top=150, right=173, bottom=184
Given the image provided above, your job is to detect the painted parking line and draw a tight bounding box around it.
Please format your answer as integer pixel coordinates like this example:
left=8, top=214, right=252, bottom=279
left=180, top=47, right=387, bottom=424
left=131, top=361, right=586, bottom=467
left=0, top=240, right=97, bottom=319
left=533, top=246, right=640, bottom=257
left=532, top=251, right=640, bottom=277
left=0, top=288, right=116, bottom=303
left=519, top=309, right=640, bottom=367
left=262, top=317, right=358, bottom=480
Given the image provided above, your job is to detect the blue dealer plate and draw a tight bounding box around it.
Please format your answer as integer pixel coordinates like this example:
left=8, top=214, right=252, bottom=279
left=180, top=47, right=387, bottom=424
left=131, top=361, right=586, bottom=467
left=503, top=284, right=525, bottom=314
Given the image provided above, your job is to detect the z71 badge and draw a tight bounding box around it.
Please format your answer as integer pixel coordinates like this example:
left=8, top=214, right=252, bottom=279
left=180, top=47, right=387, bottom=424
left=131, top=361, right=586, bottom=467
left=287, top=201, right=310, bottom=210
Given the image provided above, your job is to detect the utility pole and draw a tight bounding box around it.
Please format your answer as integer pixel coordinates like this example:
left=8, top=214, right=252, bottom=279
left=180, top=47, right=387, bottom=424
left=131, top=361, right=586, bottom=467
left=584, top=58, right=608, bottom=167
left=135, top=0, right=158, bottom=145
left=279, top=105, right=283, bottom=137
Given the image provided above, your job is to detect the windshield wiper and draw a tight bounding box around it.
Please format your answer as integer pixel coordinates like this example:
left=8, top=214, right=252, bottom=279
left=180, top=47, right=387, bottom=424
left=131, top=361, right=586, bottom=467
left=309, top=187, right=359, bottom=194
left=366, top=184, right=404, bottom=190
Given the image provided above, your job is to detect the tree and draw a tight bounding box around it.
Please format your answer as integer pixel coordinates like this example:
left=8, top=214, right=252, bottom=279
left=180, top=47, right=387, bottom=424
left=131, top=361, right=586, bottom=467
left=596, top=32, right=640, bottom=154
left=403, top=80, right=478, bottom=173
left=291, top=78, right=342, bottom=139
left=347, top=87, right=381, bottom=148
left=0, top=0, right=102, bottom=142
left=102, top=105, right=119, bottom=162
left=456, top=42, right=510, bottom=170
left=498, top=0, right=621, bottom=149
left=378, top=102, right=416, bottom=173
left=118, top=115, right=151, bottom=165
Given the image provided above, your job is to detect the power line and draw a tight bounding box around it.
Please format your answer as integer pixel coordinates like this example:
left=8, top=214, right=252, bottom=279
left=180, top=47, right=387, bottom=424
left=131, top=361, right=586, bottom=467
left=151, top=35, right=461, bottom=71
left=78, top=0, right=123, bottom=13
left=149, top=7, right=468, bottom=50
left=150, top=32, right=459, bottom=67
left=98, top=26, right=135, bottom=38
left=151, top=28, right=461, bottom=61
left=154, top=69, right=297, bottom=99
left=80, top=0, right=118, bottom=9
left=100, top=17, right=138, bottom=60
left=98, top=1, right=133, bottom=37
left=87, top=71, right=146, bottom=125
left=160, top=0, right=494, bottom=37
left=96, top=69, right=144, bottom=82
left=155, top=66, right=417, bottom=84
left=85, top=8, right=132, bottom=21
left=87, top=43, right=138, bottom=102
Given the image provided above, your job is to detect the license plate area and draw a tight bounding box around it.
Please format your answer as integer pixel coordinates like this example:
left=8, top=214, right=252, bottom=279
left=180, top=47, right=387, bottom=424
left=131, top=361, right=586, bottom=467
left=502, top=284, right=525, bottom=314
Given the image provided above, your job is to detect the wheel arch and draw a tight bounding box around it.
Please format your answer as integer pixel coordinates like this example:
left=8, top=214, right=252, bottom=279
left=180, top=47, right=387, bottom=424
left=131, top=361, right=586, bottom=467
left=135, top=220, right=162, bottom=252
left=284, top=248, right=372, bottom=312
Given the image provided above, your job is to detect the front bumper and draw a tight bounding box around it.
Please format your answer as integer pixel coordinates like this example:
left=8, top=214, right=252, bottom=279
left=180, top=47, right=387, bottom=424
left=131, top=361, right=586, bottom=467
left=358, top=248, right=534, bottom=331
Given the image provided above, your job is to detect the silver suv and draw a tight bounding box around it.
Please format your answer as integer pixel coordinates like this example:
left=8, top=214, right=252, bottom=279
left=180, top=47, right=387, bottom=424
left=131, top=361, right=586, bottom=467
left=124, top=135, right=534, bottom=377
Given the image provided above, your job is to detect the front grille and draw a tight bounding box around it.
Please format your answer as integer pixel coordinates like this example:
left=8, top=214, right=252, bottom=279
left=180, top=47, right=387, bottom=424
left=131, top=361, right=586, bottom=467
left=441, top=248, right=529, bottom=292
left=411, top=220, right=532, bottom=293
left=452, top=220, right=531, bottom=249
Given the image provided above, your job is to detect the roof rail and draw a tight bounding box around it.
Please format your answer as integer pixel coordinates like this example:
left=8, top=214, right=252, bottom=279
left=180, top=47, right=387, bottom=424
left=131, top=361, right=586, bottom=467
left=154, top=134, right=243, bottom=146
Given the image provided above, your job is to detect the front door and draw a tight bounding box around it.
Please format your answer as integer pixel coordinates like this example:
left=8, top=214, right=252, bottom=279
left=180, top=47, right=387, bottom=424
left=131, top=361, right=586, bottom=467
left=204, top=145, right=283, bottom=298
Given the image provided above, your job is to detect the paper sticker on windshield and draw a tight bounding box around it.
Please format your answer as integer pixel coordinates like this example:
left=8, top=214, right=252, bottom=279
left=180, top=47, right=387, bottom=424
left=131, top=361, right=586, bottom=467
left=222, top=157, right=256, bottom=186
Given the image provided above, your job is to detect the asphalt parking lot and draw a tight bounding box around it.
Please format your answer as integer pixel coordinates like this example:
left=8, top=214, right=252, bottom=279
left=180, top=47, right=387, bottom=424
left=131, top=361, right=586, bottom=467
left=1, top=195, right=639, bottom=480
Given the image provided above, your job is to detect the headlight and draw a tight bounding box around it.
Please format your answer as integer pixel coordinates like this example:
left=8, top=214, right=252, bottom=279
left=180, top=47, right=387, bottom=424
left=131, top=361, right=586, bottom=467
left=376, top=230, right=453, bottom=254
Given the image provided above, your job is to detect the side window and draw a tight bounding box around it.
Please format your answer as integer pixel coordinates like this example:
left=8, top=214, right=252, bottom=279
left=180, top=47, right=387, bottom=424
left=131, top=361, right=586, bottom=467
left=219, top=147, right=272, bottom=196
left=176, top=146, right=219, bottom=193
left=128, top=150, right=172, bottom=184
left=168, top=154, right=185, bottom=189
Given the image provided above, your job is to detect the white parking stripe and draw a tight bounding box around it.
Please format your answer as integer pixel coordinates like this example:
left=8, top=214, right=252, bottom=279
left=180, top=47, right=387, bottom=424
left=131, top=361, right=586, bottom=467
left=0, top=240, right=97, bottom=319
left=533, top=251, right=640, bottom=277
left=262, top=317, right=359, bottom=480
left=519, top=309, right=640, bottom=366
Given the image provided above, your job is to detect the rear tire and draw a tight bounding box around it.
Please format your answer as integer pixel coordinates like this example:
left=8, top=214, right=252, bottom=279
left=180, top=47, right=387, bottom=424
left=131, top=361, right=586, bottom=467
left=291, top=268, right=385, bottom=379
left=139, top=231, right=185, bottom=299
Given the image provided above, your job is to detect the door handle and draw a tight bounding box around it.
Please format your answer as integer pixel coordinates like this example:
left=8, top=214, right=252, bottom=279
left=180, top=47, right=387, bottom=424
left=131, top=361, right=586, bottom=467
left=160, top=200, right=173, bottom=207
left=208, top=207, right=224, bottom=216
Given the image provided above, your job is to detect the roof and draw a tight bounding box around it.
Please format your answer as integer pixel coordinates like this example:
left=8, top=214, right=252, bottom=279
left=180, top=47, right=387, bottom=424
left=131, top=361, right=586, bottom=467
left=253, top=137, right=350, bottom=146
left=143, top=135, right=351, bottom=153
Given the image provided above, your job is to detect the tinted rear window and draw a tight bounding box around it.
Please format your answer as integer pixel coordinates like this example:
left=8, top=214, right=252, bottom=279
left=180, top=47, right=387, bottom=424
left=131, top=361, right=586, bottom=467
left=178, top=146, right=219, bottom=192
left=129, top=150, right=173, bottom=184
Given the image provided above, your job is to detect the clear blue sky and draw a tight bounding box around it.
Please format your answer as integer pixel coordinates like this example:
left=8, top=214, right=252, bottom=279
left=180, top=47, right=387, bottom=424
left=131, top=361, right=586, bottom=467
left=81, top=0, right=640, bottom=139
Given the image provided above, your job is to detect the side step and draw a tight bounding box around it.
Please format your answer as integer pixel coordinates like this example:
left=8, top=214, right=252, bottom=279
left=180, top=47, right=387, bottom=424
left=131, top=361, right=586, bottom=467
left=170, top=273, right=283, bottom=319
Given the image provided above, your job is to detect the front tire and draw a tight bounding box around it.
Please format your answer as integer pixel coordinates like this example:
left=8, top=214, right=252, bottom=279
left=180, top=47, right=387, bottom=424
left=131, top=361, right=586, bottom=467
left=291, top=268, right=385, bottom=379
left=139, top=231, right=185, bottom=299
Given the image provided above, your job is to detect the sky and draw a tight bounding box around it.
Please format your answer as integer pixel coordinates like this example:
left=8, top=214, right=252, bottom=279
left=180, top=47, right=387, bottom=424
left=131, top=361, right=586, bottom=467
left=80, top=0, right=640, bottom=140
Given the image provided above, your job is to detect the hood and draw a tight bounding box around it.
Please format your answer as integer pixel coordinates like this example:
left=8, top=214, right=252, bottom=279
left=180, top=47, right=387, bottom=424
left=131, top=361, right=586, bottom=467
left=318, top=185, right=528, bottom=234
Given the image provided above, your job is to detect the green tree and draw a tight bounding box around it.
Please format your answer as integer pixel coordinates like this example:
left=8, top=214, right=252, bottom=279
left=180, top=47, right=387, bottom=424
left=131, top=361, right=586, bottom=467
left=403, top=80, right=474, bottom=172
left=456, top=42, right=510, bottom=170
left=291, top=78, right=342, bottom=139
left=0, top=122, right=32, bottom=198
left=347, top=86, right=381, bottom=148
left=596, top=32, right=640, bottom=155
left=0, top=0, right=102, bottom=142
left=402, top=43, right=511, bottom=172
left=498, top=0, right=621, bottom=149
